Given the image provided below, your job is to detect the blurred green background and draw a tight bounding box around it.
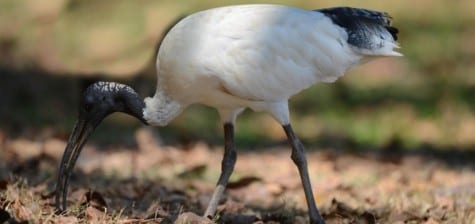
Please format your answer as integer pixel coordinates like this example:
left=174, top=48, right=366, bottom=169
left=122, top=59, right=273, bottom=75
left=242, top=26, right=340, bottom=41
left=0, top=0, right=474, bottom=150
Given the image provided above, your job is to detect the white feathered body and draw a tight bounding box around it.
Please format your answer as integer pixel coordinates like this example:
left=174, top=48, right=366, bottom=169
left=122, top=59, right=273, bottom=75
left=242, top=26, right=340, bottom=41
left=144, top=4, right=401, bottom=125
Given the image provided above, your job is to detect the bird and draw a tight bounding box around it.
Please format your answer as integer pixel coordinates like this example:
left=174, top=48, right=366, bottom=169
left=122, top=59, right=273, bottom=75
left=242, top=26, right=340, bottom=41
left=55, top=4, right=401, bottom=224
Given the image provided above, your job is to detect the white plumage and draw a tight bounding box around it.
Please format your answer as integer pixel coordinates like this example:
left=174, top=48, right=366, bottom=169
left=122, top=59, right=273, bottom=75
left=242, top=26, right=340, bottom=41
left=56, top=4, right=401, bottom=224
left=144, top=4, right=401, bottom=126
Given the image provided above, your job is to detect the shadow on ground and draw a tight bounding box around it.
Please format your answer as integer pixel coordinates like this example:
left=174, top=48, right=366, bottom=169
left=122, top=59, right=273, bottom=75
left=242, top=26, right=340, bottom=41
left=1, top=132, right=474, bottom=223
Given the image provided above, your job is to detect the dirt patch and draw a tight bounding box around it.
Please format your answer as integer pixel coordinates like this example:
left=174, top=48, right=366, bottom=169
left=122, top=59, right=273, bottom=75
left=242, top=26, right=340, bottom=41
left=1, top=128, right=474, bottom=223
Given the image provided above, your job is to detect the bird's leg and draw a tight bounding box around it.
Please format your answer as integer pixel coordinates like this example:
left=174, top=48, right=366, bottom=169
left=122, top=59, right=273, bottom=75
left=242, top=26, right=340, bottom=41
left=283, top=124, right=325, bottom=224
left=204, top=123, right=237, bottom=219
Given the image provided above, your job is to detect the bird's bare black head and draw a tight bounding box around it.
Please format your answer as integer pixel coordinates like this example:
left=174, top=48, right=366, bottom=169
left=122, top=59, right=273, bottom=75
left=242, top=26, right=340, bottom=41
left=80, top=81, right=147, bottom=126
left=55, top=81, right=147, bottom=213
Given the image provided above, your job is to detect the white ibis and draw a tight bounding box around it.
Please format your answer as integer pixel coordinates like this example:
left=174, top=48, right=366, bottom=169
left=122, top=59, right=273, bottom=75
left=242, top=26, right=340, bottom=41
left=56, top=4, right=401, bottom=224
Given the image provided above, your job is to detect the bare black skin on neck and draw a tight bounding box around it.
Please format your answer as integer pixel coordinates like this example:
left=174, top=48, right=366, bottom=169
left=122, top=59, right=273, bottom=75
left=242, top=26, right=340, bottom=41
left=55, top=81, right=147, bottom=213
left=82, top=82, right=147, bottom=124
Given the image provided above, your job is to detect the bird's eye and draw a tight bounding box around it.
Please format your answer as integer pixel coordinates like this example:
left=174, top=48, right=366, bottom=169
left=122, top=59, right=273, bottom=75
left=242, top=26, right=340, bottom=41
left=84, top=103, right=92, bottom=112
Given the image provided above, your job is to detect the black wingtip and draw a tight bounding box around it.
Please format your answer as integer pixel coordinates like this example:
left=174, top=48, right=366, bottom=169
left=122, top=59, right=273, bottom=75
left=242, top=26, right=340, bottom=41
left=317, top=7, right=399, bottom=50
left=386, top=26, right=399, bottom=41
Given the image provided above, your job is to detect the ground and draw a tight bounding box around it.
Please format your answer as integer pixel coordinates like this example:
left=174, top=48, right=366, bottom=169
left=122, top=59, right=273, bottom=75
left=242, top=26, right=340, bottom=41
left=1, top=128, right=474, bottom=224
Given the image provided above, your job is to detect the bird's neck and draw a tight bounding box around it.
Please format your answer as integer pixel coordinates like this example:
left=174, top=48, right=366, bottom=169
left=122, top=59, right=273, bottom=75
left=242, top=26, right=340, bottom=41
left=112, top=85, right=148, bottom=125
left=142, top=90, right=183, bottom=126
left=123, top=95, right=148, bottom=125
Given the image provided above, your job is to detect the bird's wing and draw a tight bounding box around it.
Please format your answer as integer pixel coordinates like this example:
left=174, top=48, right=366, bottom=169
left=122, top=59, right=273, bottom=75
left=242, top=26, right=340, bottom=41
left=198, top=5, right=353, bottom=100
left=156, top=5, right=401, bottom=104
left=318, top=7, right=401, bottom=56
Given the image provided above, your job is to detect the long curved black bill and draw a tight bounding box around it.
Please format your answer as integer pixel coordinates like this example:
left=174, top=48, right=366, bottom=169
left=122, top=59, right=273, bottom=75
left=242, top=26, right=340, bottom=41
left=55, top=119, right=96, bottom=213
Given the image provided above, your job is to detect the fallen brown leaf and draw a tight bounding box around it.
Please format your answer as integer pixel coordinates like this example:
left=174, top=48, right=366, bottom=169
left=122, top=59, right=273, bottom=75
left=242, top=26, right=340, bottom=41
left=12, top=201, right=34, bottom=221
left=178, top=164, right=207, bottom=179
left=227, top=176, right=262, bottom=189
left=86, top=206, right=106, bottom=223
left=174, top=212, right=213, bottom=224
left=54, top=215, right=79, bottom=224
left=83, top=190, right=108, bottom=212
left=423, top=217, right=440, bottom=224
left=6, top=139, right=42, bottom=161
left=264, top=182, right=284, bottom=196
left=217, top=199, right=245, bottom=214
left=42, top=138, right=66, bottom=160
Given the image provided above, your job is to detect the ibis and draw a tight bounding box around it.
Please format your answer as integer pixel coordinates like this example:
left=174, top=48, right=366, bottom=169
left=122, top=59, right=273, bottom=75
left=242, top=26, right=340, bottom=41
left=55, top=4, right=401, bottom=224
